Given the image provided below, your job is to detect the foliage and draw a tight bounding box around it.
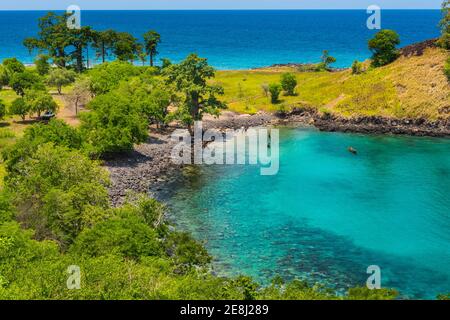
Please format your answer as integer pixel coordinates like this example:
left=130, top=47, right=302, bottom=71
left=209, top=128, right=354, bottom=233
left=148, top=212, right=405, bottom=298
left=9, top=70, right=44, bottom=97
left=164, top=54, right=226, bottom=127
left=91, top=29, right=117, bottom=63
left=368, top=30, right=401, bottom=67
left=9, top=98, right=30, bottom=121
left=80, top=91, right=149, bottom=156
left=117, top=76, right=175, bottom=127
left=4, top=143, right=110, bottom=246
left=2, top=119, right=83, bottom=175
left=143, top=30, right=161, bottom=66
left=445, top=56, right=450, bottom=80
left=66, top=76, right=92, bottom=114
left=24, top=89, right=58, bottom=117
left=351, top=60, right=364, bottom=74
left=88, top=61, right=140, bottom=95
left=316, top=50, right=337, bottom=71
left=268, top=83, right=282, bottom=103
left=438, top=1, right=450, bottom=49
left=47, top=68, right=76, bottom=94
left=346, top=287, right=398, bottom=300
left=0, top=99, right=5, bottom=120
left=113, top=32, right=140, bottom=62
left=280, top=73, right=297, bottom=95
left=34, top=54, right=50, bottom=76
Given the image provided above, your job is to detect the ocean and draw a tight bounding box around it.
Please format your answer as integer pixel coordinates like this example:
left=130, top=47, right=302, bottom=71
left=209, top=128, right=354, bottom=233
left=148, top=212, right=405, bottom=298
left=0, top=10, right=442, bottom=69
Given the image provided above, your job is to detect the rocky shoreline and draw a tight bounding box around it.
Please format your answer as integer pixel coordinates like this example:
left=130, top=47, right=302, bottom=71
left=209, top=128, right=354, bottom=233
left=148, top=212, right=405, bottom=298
left=105, top=110, right=449, bottom=206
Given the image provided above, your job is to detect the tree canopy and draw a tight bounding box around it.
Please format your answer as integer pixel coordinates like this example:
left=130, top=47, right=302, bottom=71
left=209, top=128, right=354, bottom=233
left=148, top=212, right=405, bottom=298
left=368, top=30, right=401, bottom=67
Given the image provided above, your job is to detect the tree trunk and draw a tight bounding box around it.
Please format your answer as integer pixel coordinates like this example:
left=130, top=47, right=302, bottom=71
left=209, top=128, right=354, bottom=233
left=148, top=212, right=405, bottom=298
left=150, top=54, right=153, bottom=67
left=102, top=43, right=105, bottom=63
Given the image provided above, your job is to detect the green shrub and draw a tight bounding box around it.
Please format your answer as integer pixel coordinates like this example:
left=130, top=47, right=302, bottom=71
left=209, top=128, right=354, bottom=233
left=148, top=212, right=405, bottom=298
left=352, top=60, right=364, bottom=74
left=280, top=73, right=297, bottom=95
left=368, top=30, right=401, bottom=67
left=268, top=83, right=282, bottom=104
left=47, top=68, right=76, bottom=94
left=0, top=99, right=6, bottom=120
left=34, top=54, right=50, bottom=76
left=80, top=91, right=149, bottom=156
left=9, top=97, right=30, bottom=121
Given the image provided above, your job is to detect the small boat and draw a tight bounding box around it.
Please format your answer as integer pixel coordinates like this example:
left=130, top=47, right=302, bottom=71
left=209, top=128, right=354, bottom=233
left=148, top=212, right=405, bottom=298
left=348, top=147, right=358, bottom=155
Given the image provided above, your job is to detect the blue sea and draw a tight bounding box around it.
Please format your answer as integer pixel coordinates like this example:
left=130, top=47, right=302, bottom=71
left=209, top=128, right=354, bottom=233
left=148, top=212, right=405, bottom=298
left=0, top=10, right=442, bottom=69
left=166, top=128, right=450, bottom=299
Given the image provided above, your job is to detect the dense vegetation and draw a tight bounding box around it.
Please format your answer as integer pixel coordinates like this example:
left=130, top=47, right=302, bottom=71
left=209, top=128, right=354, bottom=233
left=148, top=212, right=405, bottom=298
left=0, top=7, right=449, bottom=299
left=0, top=118, right=401, bottom=299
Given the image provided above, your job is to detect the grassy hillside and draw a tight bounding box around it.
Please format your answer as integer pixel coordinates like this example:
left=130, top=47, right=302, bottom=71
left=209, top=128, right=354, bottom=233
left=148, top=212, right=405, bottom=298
left=213, top=46, right=450, bottom=120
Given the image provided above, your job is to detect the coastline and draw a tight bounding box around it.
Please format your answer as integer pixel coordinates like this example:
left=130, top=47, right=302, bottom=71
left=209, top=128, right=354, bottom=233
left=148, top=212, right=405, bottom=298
left=105, top=110, right=449, bottom=206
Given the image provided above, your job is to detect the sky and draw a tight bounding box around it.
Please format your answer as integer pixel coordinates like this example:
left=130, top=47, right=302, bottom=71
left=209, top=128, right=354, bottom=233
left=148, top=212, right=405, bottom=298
left=0, top=0, right=443, bottom=10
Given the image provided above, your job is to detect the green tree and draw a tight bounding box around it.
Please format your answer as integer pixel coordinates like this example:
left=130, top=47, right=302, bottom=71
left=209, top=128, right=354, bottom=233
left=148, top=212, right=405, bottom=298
left=268, top=83, right=282, bottom=104
left=316, top=50, right=337, bottom=71
left=2, top=119, right=83, bottom=174
left=438, top=0, right=450, bottom=49
left=70, top=209, right=164, bottom=260
left=351, top=60, right=363, bottom=74
left=67, top=76, right=92, bottom=115
left=47, top=68, right=76, bottom=94
left=368, top=30, right=401, bottom=67
left=34, top=54, right=50, bottom=76
left=25, top=90, right=58, bottom=117
left=9, top=70, right=43, bottom=97
left=88, top=61, right=140, bottom=95
left=9, top=98, right=30, bottom=121
left=113, top=32, right=139, bottom=62
left=23, top=12, right=73, bottom=68
left=3, top=57, right=25, bottom=74
left=1, top=58, right=26, bottom=86
left=4, top=143, right=110, bottom=245
left=70, top=26, right=94, bottom=72
left=164, top=54, right=226, bottom=128
left=0, top=99, right=5, bottom=120
left=92, top=30, right=118, bottom=63
left=80, top=91, right=149, bottom=156
left=280, top=73, right=297, bottom=96
left=143, top=30, right=161, bottom=67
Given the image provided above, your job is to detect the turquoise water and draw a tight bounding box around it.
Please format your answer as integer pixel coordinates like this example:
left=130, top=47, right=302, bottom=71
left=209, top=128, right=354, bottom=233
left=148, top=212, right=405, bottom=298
left=0, top=10, right=441, bottom=68
left=165, top=127, right=450, bottom=299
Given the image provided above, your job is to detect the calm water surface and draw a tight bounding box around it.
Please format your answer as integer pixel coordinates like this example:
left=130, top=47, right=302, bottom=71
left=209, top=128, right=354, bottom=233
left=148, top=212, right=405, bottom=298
left=165, top=128, right=450, bottom=299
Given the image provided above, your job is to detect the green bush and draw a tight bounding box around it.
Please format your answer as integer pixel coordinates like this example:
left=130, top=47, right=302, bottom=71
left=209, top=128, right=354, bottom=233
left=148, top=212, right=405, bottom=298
left=34, top=55, right=50, bottom=76
left=47, top=68, right=76, bottom=94
left=0, top=99, right=6, bottom=120
left=88, top=61, right=140, bottom=95
left=368, top=30, right=401, bottom=67
left=9, top=70, right=44, bottom=97
left=268, top=83, right=282, bottom=104
left=80, top=91, right=149, bottom=156
left=280, top=73, right=297, bottom=96
left=9, top=97, right=30, bottom=121
left=4, top=143, right=110, bottom=246
left=351, top=60, right=364, bottom=74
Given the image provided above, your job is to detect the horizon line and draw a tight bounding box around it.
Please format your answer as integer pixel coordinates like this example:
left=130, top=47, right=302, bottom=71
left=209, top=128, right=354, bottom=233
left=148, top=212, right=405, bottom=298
left=0, top=8, right=442, bottom=11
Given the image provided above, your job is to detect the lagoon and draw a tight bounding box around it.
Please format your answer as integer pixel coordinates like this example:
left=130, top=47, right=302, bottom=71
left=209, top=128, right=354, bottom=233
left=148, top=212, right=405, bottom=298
left=165, top=127, right=450, bottom=299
